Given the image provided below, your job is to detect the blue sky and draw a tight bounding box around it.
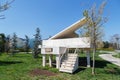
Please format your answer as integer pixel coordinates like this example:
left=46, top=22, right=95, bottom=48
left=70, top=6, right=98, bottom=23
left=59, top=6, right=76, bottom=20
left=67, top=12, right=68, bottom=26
left=0, top=0, right=120, bottom=41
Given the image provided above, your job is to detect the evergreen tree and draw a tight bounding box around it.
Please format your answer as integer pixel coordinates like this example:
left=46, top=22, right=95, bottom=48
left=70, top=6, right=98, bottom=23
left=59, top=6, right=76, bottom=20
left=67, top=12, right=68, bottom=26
left=11, top=33, right=17, bottom=55
left=25, top=35, right=30, bottom=53
left=103, top=41, right=109, bottom=48
left=0, top=33, right=6, bottom=53
left=5, top=35, right=11, bottom=54
left=0, top=0, right=14, bottom=53
left=33, top=28, right=42, bottom=58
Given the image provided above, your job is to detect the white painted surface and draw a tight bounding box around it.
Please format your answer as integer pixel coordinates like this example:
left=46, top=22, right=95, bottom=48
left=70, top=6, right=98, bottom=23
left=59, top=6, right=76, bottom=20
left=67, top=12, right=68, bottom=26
left=49, top=55, right=52, bottom=67
left=41, top=47, right=66, bottom=54
left=42, top=54, right=46, bottom=67
left=49, top=17, right=86, bottom=39
left=42, top=37, right=90, bottom=48
left=40, top=17, right=90, bottom=71
left=56, top=55, right=60, bottom=69
left=59, top=54, right=79, bottom=73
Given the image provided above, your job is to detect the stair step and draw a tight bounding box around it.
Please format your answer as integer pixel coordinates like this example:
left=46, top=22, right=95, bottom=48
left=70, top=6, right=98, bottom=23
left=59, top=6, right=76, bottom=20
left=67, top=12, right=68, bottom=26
left=62, top=60, right=76, bottom=64
left=62, top=65, right=74, bottom=69
left=59, top=68, right=73, bottom=73
left=62, top=60, right=74, bottom=63
left=61, top=63, right=75, bottom=67
left=60, top=67, right=74, bottom=70
left=66, top=57, right=77, bottom=59
left=64, top=58, right=76, bottom=61
left=68, top=55, right=78, bottom=57
left=59, top=66, right=78, bottom=73
left=62, top=62, right=74, bottom=65
left=68, top=53, right=78, bottom=56
left=59, top=53, right=78, bottom=73
left=64, top=58, right=77, bottom=61
left=67, top=57, right=77, bottom=59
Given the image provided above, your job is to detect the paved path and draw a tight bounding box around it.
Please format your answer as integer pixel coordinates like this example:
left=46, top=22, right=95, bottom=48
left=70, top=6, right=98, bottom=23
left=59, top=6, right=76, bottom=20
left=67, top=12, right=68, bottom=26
left=99, top=51, right=120, bottom=67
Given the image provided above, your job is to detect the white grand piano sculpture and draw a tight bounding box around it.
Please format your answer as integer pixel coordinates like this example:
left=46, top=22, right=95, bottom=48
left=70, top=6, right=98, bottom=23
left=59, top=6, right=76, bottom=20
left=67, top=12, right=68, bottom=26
left=39, top=18, right=91, bottom=73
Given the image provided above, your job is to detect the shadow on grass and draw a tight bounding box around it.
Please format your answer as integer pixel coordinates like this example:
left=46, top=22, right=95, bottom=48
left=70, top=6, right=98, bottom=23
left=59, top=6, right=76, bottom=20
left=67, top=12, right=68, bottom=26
left=78, top=57, right=112, bottom=68
left=0, top=61, right=23, bottom=66
left=95, top=60, right=111, bottom=68
left=78, top=57, right=87, bottom=67
left=11, top=54, right=42, bottom=59
left=73, top=67, right=86, bottom=74
left=78, top=57, right=120, bottom=75
left=74, top=57, right=113, bottom=74
left=12, top=54, right=31, bottom=57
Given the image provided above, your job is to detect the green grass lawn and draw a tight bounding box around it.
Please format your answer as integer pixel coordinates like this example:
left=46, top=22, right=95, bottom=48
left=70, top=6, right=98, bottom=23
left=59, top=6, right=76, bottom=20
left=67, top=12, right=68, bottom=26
left=113, top=53, right=120, bottom=58
left=0, top=52, right=120, bottom=80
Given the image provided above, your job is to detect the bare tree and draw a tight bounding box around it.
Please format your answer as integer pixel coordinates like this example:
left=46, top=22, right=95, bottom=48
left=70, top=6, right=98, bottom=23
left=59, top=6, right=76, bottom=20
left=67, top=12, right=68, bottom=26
left=0, top=0, right=15, bottom=19
left=83, top=1, right=107, bottom=75
left=110, top=34, right=120, bottom=50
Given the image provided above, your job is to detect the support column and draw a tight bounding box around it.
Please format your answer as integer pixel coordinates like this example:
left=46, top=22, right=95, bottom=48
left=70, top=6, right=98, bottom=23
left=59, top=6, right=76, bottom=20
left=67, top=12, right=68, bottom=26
left=86, top=50, right=90, bottom=67
left=56, top=54, right=60, bottom=69
left=49, top=54, right=52, bottom=67
left=42, top=54, right=46, bottom=67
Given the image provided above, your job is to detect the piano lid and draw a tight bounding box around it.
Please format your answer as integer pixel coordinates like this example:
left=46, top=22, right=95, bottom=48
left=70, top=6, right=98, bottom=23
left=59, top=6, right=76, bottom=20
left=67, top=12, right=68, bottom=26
left=49, top=17, right=87, bottom=39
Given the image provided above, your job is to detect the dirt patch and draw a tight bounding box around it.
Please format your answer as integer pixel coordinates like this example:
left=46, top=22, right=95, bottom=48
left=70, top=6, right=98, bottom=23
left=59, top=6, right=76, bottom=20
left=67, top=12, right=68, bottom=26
left=30, top=69, right=57, bottom=76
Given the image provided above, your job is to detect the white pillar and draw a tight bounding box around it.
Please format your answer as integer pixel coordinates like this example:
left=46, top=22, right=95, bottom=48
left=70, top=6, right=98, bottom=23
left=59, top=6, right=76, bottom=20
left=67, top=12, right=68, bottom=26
left=86, top=50, right=90, bottom=67
left=42, top=54, right=46, bottom=67
left=56, top=54, right=60, bottom=69
left=49, top=55, right=52, bottom=67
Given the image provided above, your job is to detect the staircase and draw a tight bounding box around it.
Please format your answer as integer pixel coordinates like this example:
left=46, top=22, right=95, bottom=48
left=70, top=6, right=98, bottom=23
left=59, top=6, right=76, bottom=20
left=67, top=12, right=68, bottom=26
left=59, top=53, right=79, bottom=73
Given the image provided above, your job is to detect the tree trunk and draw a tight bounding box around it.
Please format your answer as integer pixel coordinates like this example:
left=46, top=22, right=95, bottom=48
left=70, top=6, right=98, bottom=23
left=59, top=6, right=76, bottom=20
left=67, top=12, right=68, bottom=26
left=92, top=29, right=96, bottom=75
left=92, top=47, right=96, bottom=75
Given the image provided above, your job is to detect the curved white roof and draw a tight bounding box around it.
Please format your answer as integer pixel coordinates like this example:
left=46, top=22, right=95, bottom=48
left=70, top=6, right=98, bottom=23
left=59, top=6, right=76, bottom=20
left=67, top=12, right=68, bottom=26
left=49, top=17, right=87, bottom=39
